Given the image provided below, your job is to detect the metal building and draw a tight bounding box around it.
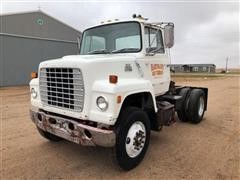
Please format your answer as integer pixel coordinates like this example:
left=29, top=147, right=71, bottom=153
left=0, top=10, right=81, bottom=86
left=170, top=64, right=216, bottom=73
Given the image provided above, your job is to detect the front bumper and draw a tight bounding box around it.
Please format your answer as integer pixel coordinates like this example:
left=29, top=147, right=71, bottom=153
left=30, top=108, right=116, bottom=147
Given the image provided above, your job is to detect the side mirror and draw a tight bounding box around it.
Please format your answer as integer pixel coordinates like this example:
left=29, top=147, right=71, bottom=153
left=164, top=23, right=174, bottom=48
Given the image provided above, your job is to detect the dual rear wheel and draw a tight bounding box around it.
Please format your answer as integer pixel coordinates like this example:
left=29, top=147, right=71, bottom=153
left=177, top=88, right=206, bottom=123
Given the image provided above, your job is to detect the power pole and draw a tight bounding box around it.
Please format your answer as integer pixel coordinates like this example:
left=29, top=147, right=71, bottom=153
left=225, top=57, right=229, bottom=73
left=38, top=3, right=41, bottom=11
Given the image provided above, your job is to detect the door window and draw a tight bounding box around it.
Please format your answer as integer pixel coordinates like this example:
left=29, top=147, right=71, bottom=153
left=145, top=27, right=164, bottom=53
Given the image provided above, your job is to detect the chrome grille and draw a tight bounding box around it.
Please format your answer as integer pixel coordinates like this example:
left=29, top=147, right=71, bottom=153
left=39, top=68, right=84, bottom=112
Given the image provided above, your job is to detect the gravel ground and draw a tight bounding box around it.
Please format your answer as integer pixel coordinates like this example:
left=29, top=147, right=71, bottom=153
left=0, top=76, right=239, bottom=179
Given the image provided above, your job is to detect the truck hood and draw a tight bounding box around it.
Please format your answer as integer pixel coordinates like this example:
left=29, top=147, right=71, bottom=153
left=39, top=54, right=143, bottom=81
left=40, top=54, right=139, bottom=67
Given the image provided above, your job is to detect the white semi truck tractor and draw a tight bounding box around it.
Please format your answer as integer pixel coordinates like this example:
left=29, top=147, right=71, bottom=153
left=29, top=15, right=208, bottom=170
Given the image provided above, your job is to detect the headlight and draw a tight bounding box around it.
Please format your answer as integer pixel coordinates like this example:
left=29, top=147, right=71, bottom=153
left=96, top=96, right=108, bottom=111
left=31, top=88, right=37, bottom=99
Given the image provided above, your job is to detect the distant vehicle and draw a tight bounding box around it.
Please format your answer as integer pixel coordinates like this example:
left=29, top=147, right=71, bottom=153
left=29, top=14, right=208, bottom=170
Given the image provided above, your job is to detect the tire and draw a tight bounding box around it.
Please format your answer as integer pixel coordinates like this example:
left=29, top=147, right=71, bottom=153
left=114, top=107, right=151, bottom=170
left=177, top=88, right=191, bottom=122
left=186, top=89, right=206, bottom=124
left=37, top=126, right=62, bottom=142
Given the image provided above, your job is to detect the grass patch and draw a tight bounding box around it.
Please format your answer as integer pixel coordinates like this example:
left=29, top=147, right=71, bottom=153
left=171, top=73, right=239, bottom=78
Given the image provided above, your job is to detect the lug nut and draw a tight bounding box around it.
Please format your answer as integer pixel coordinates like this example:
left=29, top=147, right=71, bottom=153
left=126, top=137, right=131, bottom=144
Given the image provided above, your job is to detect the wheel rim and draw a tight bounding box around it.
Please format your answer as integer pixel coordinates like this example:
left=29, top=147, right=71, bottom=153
left=198, top=96, right=205, bottom=116
left=125, top=121, right=146, bottom=158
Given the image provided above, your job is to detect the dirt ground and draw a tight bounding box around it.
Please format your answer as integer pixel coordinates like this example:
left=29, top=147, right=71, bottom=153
left=0, top=76, right=239, bottom=179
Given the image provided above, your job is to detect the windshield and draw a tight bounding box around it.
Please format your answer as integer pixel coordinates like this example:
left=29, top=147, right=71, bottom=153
left=80, top=22, right=141, bottom=55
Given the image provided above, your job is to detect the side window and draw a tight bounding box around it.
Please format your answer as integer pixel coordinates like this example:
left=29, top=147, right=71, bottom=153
left=193, top=67, right=198, bottom=71
left=145, top=27, right=164, bottom=53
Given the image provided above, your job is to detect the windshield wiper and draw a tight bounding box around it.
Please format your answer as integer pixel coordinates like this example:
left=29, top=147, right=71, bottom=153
left=111, top=48, right=139, bottom=53
left=88, top=49, right=110, bottom=54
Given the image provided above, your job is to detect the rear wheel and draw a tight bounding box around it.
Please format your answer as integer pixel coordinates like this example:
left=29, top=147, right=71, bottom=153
left=114, top=107, right=150, bottom=170
left=37, top=127, right=62, bottom=142
left=177, top=88, right=191, bottom=122
left=187, top=89, right=206, bottom=124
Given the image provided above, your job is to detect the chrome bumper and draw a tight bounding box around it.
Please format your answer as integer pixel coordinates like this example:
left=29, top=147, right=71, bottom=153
left=30, top=108, right=116, bottom=147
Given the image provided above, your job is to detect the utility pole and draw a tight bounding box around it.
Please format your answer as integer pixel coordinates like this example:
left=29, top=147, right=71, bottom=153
left=225, top=56, right=229, bottom=73
left=38, top=3, right=41, bottom=11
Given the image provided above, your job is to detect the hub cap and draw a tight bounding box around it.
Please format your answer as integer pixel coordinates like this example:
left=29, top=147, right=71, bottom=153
left=125, top=121, right=146, bottom=158
left=198, top=96, right=205, bottom=116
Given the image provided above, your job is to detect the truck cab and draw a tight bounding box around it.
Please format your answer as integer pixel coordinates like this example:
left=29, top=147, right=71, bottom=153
left=30, top=15, right=208, bottom=170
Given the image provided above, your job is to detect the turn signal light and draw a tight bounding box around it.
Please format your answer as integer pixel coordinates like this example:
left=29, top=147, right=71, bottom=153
left=31, top=72, right=38, bottom=79
left=109, top=75, right=118, bottom=84
left=117, top=96, right=122, bottom=104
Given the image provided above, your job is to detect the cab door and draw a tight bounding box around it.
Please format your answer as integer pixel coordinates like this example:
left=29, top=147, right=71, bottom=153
left=144, top=27, right=170, bottom=95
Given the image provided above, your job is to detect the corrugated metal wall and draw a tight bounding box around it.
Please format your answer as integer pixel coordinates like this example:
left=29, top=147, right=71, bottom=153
left=0, top=34, right=78, bottom=86
left=1, top=11, right=80, bottom=41
left=0, top=11, right=81, bottom=87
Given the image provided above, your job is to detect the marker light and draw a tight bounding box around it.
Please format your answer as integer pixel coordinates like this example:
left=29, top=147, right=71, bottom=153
left=31, top=72, right=38, bottom=79
left=117, top=96, right=121, bottom=104
left=109, top=75, right=118, bottom=84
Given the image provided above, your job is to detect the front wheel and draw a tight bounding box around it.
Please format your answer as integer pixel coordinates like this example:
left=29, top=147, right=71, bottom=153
left=114, top=107, right=151, bottom=170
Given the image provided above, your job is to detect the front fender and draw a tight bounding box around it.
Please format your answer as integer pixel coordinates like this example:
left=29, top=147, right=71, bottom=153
left=89, top=78, right=157, bottom=125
